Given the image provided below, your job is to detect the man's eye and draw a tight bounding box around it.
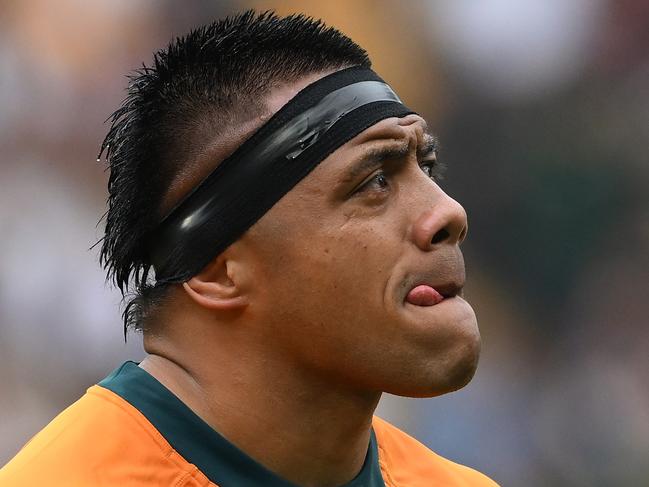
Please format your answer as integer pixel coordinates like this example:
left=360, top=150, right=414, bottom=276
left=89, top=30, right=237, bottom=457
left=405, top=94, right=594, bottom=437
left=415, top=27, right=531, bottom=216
left=356, top=171, right=390, bottom=193
left=420, top=160, right=446, bottom=182
left=371, top=172, right=389, bottom=188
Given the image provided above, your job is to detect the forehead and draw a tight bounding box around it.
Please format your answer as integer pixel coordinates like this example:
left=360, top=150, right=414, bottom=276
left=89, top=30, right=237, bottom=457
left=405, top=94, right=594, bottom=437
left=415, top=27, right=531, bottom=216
left=305, top=114, right=432, bottom=181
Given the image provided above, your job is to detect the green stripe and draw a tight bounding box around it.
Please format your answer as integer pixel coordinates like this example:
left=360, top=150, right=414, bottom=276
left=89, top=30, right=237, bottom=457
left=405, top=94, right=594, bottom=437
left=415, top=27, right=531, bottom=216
left=99, top=361, right=385, bottom=487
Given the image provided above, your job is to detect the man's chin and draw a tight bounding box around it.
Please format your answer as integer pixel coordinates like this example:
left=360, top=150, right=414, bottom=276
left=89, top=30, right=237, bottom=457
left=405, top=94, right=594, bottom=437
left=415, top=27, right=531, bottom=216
left=433, top=346, right=480, bottom=396
left=386, top=337, right=482, bottom=399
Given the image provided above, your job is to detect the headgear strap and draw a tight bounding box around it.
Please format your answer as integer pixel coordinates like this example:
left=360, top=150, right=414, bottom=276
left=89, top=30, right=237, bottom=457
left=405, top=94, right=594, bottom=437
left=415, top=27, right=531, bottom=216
left=150, top=66, right=416, bottom=282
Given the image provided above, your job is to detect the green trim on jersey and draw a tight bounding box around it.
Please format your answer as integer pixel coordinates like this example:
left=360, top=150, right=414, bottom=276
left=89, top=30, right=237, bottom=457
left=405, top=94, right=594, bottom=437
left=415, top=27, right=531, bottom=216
left=99, top=361, right=385, bottom=487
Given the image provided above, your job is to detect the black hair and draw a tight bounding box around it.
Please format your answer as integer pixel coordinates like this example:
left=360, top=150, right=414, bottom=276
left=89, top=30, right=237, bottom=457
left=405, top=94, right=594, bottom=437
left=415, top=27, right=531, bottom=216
left=97, top=10, right=371, bottom=336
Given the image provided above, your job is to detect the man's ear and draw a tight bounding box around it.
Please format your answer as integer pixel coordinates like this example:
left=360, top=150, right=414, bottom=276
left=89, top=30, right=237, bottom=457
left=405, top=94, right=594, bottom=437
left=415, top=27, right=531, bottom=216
left=182, top=253, right=249, bottom=311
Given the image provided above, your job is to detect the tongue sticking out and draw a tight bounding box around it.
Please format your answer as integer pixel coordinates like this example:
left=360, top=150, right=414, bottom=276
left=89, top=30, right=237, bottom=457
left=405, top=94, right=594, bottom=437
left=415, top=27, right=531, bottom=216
left=406, top=285, right=444, bottom=306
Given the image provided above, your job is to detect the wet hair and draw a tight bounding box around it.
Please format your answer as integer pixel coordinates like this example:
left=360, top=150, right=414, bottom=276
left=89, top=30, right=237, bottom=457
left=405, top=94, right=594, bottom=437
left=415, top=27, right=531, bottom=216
left=97, top=10, right=371, bottom=336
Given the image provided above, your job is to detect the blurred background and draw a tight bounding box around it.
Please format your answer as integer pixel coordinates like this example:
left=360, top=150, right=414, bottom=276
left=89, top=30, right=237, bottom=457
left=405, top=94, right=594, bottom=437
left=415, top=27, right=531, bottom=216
left=1, top=1, right=647, bottom=485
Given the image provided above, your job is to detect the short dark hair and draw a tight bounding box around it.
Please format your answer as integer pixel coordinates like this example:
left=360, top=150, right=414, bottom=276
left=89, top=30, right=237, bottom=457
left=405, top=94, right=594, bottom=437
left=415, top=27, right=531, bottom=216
left=97, top=10, right=371, bottom=336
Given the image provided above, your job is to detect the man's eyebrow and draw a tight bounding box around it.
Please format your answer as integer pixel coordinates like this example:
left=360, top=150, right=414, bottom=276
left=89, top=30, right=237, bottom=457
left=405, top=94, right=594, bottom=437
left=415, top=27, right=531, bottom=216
left=418, top=133, right=439, bottom=159
left=345, top=143, right=410, bottom=180
left=344, top=133, right=439, bottom=181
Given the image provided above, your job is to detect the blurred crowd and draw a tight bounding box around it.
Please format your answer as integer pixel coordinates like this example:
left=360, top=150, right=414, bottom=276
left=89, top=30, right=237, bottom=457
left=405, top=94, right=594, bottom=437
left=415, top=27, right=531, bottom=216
left=1, top=1, right=647, bottom=485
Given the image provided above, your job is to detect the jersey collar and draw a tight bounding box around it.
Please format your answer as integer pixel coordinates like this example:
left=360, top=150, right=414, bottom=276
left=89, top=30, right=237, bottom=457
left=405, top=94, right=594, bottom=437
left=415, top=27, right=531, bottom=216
left=99, top=361, right=385, bottom=487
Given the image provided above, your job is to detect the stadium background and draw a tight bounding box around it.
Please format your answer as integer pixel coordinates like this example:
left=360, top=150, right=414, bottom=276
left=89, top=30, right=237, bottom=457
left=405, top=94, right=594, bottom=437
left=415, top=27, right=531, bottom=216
left=1, top=1, right=647, bottom=485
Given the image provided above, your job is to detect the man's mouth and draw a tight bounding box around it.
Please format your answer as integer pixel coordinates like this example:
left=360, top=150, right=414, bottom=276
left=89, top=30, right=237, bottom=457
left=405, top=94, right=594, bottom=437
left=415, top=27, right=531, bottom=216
left=405, top=283, right=462, bottom=306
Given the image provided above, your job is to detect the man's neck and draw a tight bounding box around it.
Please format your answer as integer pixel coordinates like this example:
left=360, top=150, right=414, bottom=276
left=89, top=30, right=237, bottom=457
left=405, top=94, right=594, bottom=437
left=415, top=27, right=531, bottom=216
left=139, top=348, right=381, bottom=487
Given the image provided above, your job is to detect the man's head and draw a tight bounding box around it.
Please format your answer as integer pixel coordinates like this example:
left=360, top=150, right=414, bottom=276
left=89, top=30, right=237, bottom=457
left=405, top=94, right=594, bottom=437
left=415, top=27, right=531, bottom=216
left=99, top=10, right=480, bottom=398
left=99, top=10, right=370, bottom=327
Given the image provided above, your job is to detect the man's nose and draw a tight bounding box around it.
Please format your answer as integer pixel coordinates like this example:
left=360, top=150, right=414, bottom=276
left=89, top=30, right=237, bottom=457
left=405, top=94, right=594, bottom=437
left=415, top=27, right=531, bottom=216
left=411, top=190, right=468, bottom=251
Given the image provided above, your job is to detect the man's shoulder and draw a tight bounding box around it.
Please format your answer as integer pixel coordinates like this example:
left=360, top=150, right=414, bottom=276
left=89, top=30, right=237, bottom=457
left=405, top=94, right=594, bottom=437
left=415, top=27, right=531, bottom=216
left=0, top=385, right=212, bottom=487
left=372, top=416, right=499, bottom=486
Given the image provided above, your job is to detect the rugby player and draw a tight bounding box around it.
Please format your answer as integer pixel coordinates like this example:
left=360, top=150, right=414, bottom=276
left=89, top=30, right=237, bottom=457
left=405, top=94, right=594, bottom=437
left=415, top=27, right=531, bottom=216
left=0, top=11, right=498, bottom=486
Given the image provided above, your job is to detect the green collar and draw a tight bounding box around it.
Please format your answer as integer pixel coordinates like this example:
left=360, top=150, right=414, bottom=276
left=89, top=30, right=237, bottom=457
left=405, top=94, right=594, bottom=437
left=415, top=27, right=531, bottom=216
left=99, top=361, right=385, bottom=487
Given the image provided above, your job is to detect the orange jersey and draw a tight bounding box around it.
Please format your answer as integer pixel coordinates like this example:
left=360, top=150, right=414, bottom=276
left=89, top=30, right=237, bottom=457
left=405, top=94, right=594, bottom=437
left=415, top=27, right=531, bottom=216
left=0, top=362, right=498, bottom=486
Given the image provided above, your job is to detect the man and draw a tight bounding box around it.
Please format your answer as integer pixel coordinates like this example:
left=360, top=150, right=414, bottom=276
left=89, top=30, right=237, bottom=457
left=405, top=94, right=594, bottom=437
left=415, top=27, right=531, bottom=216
left=1, top=11, right=498, bottom=486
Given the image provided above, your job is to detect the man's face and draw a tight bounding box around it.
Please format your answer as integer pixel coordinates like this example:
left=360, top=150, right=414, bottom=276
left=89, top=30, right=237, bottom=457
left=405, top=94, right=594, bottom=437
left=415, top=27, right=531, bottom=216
left=231, top=80, right=480, bottom=398
left=234, top=116, right=480, bottom=398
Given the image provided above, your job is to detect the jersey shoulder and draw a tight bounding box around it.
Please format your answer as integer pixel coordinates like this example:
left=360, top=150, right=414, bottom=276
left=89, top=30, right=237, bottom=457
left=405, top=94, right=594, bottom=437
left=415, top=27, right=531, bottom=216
left=372, top=415, right=499, bottom=487
left=0, top=385, right=214, bottom=487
